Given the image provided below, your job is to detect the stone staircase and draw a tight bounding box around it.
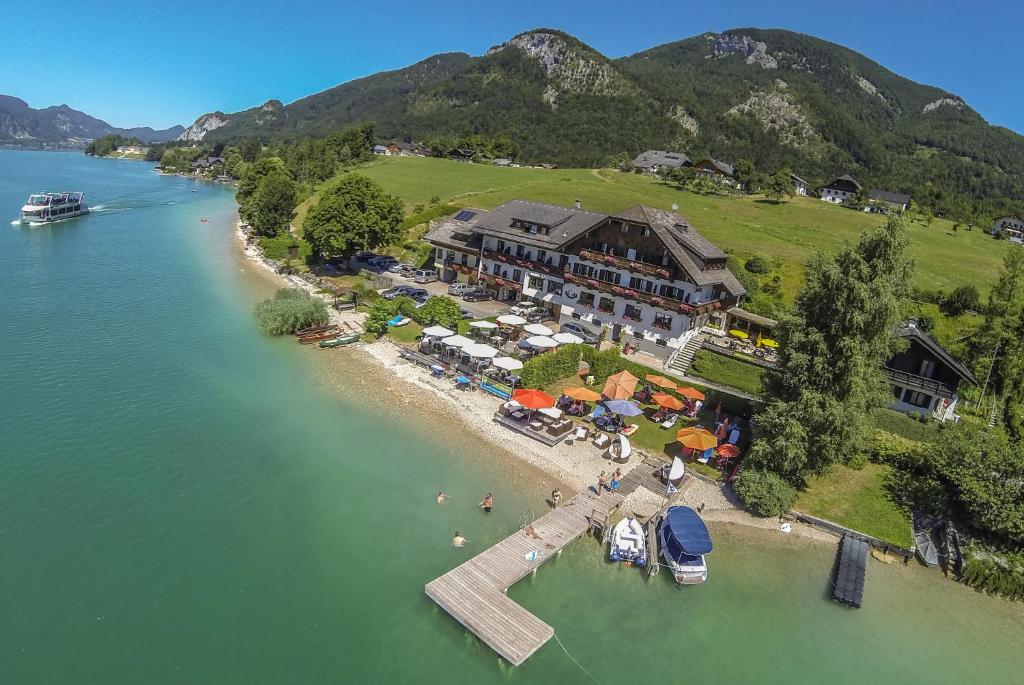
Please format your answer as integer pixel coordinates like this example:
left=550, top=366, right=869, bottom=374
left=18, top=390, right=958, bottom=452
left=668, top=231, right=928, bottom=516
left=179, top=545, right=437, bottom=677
left=667, top=333, right=704, bottom=375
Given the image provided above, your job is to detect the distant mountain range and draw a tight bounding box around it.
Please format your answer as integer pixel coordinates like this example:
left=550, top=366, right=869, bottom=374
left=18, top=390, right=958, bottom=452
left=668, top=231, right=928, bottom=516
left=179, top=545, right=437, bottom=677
left=0, top=95, right=183, bottom=147
left=182, top=27, right=1024, bottom=214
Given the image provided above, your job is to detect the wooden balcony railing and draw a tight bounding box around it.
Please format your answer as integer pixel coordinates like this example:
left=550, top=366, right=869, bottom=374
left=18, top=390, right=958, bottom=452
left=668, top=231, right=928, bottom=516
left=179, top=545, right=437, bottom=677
left=883, top=367, right=954, bottom=398
left=578, top=248, right=673, bottom=280
left=563, top=269, right=721, bottom=316
left=482, top=248, right=564, bottom=278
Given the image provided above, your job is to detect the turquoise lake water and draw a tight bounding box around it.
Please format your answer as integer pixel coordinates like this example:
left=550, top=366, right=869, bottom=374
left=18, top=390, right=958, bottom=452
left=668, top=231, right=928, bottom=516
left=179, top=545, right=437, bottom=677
left=1, top=150, right=1022, bottom=684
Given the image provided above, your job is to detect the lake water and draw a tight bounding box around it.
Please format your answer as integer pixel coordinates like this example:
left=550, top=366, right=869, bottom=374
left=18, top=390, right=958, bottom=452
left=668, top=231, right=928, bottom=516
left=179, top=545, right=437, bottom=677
left=1, top=150, right=1021, bottom=684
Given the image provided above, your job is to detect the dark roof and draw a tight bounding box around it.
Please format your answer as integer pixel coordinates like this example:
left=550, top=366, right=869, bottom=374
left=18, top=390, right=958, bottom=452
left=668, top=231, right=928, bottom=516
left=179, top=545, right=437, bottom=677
left=632, top=150, right=691, bottom=169
left=662, top=506, right=713, bottom=558
left=696, top=158, right=734, bottom=176
left=895, top=323, right=977, bottom=385
left=790, top=173, right=808, bottom=185
left=869, top=189, right=911, bottom=205
left=824, top=174, right=862, bottom=191
left=471, top=199, right=606, bottom=249
left=190, top=156, right=224, bottom=168
left=388, top=139, right=421, bottom=151
left=422, top=210, right=484, bottom=252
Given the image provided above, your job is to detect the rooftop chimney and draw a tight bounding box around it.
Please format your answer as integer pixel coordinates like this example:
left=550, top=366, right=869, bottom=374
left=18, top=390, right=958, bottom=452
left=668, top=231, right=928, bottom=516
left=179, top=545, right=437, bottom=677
left=574, top=199, right=581, bottom=210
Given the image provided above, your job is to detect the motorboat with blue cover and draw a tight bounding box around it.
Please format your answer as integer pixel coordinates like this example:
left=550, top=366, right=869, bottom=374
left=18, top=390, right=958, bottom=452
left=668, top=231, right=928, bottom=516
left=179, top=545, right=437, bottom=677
left=658, top=505, right=713, bottom=584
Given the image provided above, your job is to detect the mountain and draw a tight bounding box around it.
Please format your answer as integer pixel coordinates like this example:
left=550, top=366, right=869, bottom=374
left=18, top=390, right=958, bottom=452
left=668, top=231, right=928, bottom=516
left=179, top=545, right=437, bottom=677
left=184, top=28, right=1024, bottom=215
left=0, top=95, right=183, bottom=147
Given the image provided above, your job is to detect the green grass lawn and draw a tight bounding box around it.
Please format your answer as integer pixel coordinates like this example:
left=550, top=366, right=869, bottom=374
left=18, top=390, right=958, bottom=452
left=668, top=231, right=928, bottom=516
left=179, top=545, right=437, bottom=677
left=308, top=156, right=1006, bottom=302
left=385, top=321, right=422, bottom=344
left=689, top=348, right=766, bottom=395
left=796, top=462, right=912, bottom=547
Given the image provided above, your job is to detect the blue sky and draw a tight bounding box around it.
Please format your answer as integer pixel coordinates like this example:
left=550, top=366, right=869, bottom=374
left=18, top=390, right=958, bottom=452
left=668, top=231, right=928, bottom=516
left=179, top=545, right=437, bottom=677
left=3, top=0, right=1020, bottom=133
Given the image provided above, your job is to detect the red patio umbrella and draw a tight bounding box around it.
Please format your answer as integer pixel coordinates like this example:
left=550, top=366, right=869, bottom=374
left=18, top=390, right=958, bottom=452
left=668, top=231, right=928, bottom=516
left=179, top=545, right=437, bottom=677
left=512, top=388, right=556, bottom=410
left=716, top=443, right=741, bottom=459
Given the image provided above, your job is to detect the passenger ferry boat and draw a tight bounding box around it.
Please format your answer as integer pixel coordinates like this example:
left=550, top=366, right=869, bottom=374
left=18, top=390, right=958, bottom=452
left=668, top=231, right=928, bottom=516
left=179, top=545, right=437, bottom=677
left=20, top=192, right=89, bottom=223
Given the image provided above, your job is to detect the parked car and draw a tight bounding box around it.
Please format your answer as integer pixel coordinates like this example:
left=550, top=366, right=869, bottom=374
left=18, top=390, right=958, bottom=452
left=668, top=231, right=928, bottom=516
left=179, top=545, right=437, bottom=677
left=448, top=282, right=477, bottom=297
left=463, top=288, right=495, bottom=302
left=354, top=251, right=377, bottom=262
left=509, top=303, right=541, bottom=317
left=388, top=262, right=413, bottom=274
left=382, top=285, right=427, bottom=300
left=559, top=321, right=601, bottom=344
left=413, top=294, right=430, bottom=308
left=414, top=269, right=439, bottom=284
left=399, top=264, right=416, bottom=278
left=525, top=309, right=550, bottom=323
left=370, top=257, right=399, bottom=271
left=460, top=308, right=474, bottom=320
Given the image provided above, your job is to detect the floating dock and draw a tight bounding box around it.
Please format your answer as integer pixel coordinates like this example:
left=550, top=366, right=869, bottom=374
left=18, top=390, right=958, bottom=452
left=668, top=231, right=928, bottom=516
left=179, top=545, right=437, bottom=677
left=832, top=534, right=869, bottom=608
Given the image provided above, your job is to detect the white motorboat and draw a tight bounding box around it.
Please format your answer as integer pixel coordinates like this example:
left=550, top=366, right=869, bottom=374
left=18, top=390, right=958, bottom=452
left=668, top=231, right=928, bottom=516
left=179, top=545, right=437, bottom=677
left=608, top=516, right=647, bottom=567
left=659, top=505, right=713, bottom=585
left=20, top=192, right=89, bottom=223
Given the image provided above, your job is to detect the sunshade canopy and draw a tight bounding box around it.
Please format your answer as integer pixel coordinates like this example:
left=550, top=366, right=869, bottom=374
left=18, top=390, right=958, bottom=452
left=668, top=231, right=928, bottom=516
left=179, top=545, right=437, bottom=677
left=469, top=320, right=499, bottom=329
left=512, top=388, right=556, bottom=409
left=463, top=343, right=498, bottom=358
left=525, top=335, right=558, bottom=348
left=523, top=323, right=554, bottom=336
left=676, top=427, right=718, bottom=451
left=422, top=325, right=454, bottom=338
left=605, top=399, right=643, bottom=417
left=662, top=506, right=713, bottom=559
left=645, top=374, right=677, bottom=390
left=440, top=335, right=473, bottom=348
left=602, top=370, right=639, bottom=400
left=491, top=356, right=524, bottom=371
left=728, top=329, right=749, bottom=339
left=760, top=338, right=779, bottom=348
left=552, top=332, right=584, bottom=344
left=616, top=434, right=632, bottom=460
left=537, top=407, right=563, bottom=419
left=677, top=386, right=706, bottom=401
left=652, top=393, right=685, bottom=410
left=563, top=386, right=602, bottom=401
left=497, top=314, right=526, bottom=326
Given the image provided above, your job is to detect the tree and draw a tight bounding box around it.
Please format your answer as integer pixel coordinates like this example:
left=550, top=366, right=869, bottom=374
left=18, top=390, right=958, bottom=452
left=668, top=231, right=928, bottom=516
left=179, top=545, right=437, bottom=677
left=416, top=296, right=461, bottom=330
left=942, top=284, right=981, bottom=315
left=733, top=468, right=797, bottom=517
left=303, top=174, right=404, bottom=258
left=248, top=170, right=298, bottom=237
left=733, top=159, right=756, bottom=191
left=762, top=170, right=795, bottom=204
left=240, top=137, right=262, bottom=163
left=236, top=156, right=286, bottom=219
left=748, top=215, right=914, bottom=482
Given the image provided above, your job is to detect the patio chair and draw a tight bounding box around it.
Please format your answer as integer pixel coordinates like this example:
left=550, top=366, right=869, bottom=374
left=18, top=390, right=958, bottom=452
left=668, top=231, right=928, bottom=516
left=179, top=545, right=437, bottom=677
left=592, top=433, right=611, bottom=449
left=574, top=425, right=590, bottom=441
left=585, top=405, right=606, bottom=423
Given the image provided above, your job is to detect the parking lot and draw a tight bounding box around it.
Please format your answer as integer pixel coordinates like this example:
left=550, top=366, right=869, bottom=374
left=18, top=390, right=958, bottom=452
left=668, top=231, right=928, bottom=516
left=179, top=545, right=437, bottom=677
left=355, top=258, right=510, bottom=320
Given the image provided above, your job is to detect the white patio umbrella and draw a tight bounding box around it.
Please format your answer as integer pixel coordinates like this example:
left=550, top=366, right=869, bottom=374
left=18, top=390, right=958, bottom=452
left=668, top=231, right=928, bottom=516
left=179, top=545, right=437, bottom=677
left=469, top=320, right=498, bottom=330
left=422, top=325, right=455, bottom=338
left=491, top=357, right=524, bottom=371
left=523, top=323, right=554, bottom=336
left=463, top=343, right=498, bottom=358
left=538, top=407, right=563, bottom=419
left=440, top=334, right=473, bottom=348
left=552, top=332, right=584, bottom=344
left=525, top=335, right=558, bottom=348
left=497, top=314, right=527, bottom=326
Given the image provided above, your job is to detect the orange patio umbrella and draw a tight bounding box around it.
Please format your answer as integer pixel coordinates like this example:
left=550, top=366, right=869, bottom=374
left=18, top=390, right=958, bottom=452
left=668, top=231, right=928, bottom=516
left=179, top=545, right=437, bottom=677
left=652, top=393, right=685, bottom=411
left=602, top=370, right=639, bottom=400
left=644, top=374, right=677, bottom=390
left=676, top=427, right=718, bottom=451
left=512, top=388, right=556, bottom=410
left=716, top=443, right=741, bottom=459
left=563, top=386, right=602, bottom=401
left=677, top=386, right=706, bottom=401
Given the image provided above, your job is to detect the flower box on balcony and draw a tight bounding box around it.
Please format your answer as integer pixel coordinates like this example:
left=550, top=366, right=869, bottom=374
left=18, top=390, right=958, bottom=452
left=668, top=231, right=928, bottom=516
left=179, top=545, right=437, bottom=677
left=650, top=297, right=663, bottom=306
left=587, top=279, right=600, bottom=288
left=656, top=268, right=671, bottom=279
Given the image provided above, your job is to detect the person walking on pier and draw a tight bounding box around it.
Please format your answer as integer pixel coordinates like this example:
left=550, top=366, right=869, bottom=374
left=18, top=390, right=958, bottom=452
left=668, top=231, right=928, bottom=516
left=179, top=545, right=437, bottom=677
left=480, top=493, right=493, bottom=513
left=551, top=488, right=562, bottom=508
left=597, top=471, right=607, bottom=496
left=610, top=470, right=621, bottom=493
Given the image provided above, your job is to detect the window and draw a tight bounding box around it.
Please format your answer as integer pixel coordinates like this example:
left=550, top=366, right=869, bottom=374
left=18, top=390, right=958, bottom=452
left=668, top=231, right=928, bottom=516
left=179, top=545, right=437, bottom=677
left=537, top=249, right=547, bottom=263
left=919, top=359, right=935, bottom=378
left=528, top=275, right=544, bottom=290
left=579, top=291, right=595, bottom=307
left=624, top=304, right=642, bottom=321
left=598, top=297, right=615, bottom=314
left=435, top=247, right=444, bottom=259
left=653, top=313, right=673, bottom=330
left=491, top=263, right=501, bottom=276
left=903, top=390, right=932, bottom=408
left=546, top=280, right=563, bottom=295
left=512, top=269, right=523, bottom=283
left=496, top=240, right=506, bottom=252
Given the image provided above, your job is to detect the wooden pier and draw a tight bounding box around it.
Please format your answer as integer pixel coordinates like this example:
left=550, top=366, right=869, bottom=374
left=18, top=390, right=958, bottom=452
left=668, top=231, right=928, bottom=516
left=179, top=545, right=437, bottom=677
left=425, top=458, right=677, bottom=666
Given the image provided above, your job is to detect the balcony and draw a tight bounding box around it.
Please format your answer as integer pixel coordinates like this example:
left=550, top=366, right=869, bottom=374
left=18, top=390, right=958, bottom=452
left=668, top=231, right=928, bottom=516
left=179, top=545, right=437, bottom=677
left=480, top=273, right=523, bottom=292
left=563, top=269, right=721, bottom=316
left=883, top=367, right=954, bottom=398
left=482, top=248, right=564, bottom=279
left=578, top=248, right=673, bottom=280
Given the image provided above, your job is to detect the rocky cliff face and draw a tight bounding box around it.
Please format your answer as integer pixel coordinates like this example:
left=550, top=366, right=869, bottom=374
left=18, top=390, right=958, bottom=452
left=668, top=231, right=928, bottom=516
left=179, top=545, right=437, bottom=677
left=711, top=33, right=778, bottom=69
left=177, top=112, right=229, bottom=141
left=726, top=87, right=818, bottom=149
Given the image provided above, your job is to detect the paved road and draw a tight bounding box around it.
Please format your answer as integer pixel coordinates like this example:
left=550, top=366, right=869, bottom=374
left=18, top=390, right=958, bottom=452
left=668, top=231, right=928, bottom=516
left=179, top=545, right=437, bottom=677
left=360, top=263, right=510, bottom=320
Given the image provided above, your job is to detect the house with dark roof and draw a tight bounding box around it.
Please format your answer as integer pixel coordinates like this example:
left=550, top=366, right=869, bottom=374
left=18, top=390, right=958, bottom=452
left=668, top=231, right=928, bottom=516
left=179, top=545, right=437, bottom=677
left=992, top=216, right=1024, bottom=243
left=190, top=156, right=225, bottom=174
left=867, top=189, right=911, bottom=213
left=694, top=158, right=737, bottom=187
left=372, top=144, right=388, bottom=155
left=885, top=320, right=977, bottom=421
left=386, top=139, right=429, bottom=157
left=632, top=150, right=691, bottom=174
left=424, top=199, right=746, bottom=358
left=448, top=148, right=475, bottom=162
left=820, top=174, right=862, bottom=204
left=790, top=174, right=809, bottom=196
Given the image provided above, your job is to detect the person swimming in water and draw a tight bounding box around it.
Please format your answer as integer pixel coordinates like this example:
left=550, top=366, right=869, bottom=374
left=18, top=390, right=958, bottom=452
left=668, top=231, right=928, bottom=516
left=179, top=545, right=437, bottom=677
left=480, top=493, right=493, bottom=513
left=437, top=492, right=447, bottom=504
left=452, top=532, right=467, bottom=547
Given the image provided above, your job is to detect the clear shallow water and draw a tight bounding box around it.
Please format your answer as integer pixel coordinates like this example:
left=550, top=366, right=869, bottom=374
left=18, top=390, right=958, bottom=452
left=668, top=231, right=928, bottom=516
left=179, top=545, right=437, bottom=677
left=1, top=150, right=1021, bottom=684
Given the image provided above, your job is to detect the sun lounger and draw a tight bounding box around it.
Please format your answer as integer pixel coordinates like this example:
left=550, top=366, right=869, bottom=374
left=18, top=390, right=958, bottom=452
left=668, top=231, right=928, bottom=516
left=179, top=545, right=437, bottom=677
left=620, top=424, right=639, bottom=437
left=574, top=425, right=590, bottom=441
left=660, top=413, right=679, bottom=429
left=593, top=433, right=611, bottom=449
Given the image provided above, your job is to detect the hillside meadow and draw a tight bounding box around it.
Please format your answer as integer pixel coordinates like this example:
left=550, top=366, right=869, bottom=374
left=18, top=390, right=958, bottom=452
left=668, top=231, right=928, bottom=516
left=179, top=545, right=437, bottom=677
left=296, top=156, right=1008, bottom=300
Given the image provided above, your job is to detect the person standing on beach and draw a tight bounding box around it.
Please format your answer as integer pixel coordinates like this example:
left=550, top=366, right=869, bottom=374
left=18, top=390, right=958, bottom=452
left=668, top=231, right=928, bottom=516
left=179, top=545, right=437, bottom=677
left=452, top=532, right=467, bottom=547
left=597, top=471, right=607, bottom=496
left=480, top=493, right=493, bottom=513
left=610, top=470, right=621, bottom=493
left=551, top=489, right=562, bottom=508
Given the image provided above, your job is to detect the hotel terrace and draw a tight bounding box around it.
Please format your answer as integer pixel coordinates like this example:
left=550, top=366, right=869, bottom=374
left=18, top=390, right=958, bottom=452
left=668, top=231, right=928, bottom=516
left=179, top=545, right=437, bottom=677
left=424, top=200, right=746, bottom=358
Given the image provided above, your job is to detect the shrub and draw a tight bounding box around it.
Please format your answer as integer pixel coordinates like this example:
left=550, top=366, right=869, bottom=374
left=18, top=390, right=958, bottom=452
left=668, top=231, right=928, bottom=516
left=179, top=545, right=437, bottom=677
left=733, top=468, right=797, bottom=517
left=520, top=345, right=586, bottom=389
left=868, top=429, right=927, bottom=465
left=413, top=295, right=461, bottom=329
left=253, top=288, right=328, bottom=335
left=745, top=254, right=772, bottom=274
left=943, top=284, right=981, bottom=316
left=847, top=453, right=868, bottom=470
left=960, top=547, right=1024, bottom=601
left=364, top=300, right=396, bottom=338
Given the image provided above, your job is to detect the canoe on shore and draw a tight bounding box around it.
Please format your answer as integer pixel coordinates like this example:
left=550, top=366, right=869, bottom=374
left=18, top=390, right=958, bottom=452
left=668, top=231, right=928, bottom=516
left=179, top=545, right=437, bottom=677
left=298, top=330, right=340, bottom=344
left=296, top=323, right=337, bottom=337
left=319, top=334, right=361, bottom=348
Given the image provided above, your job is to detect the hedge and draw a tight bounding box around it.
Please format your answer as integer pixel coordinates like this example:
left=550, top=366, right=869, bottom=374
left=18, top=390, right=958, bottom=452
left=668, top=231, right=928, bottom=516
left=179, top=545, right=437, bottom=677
left=733, top=468, right=797, bottom=517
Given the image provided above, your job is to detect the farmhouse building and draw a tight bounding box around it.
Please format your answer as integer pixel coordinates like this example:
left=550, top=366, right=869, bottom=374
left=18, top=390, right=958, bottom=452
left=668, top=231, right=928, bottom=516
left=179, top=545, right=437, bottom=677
left=790, top=174, right=809, bottom=196
left=885, top=320, right=977, bottom=422
left=992, top=216, right=1024, bottom=242
left=867, top=189, right=911, bottom=213
left=424, top=200, right=746, bottom=358
left=385, top=140, right=429, bottom=157
left=632, top=150, right=691, bottom=174
left=820, top=174, right=862, bottom=204
left=694, top=158, right=737, bottom=187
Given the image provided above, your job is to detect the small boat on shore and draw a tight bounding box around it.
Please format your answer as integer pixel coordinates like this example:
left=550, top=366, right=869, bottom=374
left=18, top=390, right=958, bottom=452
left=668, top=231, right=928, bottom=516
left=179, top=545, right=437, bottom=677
left=913, top=514, right=941, bottom=567
left=296, top=323, right=337, bottom=337
left=319, top=333, right=360, bottom=348
left=609, top=516, right=647, bottom=566
left=298, top=330, right=340, bottom=344
left=658, top=506, right=713, bottom=585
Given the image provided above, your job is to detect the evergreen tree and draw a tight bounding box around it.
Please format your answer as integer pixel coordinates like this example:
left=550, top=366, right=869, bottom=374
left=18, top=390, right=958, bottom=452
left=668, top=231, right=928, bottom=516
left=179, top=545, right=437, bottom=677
left=748, top=215, right=914, bottom=482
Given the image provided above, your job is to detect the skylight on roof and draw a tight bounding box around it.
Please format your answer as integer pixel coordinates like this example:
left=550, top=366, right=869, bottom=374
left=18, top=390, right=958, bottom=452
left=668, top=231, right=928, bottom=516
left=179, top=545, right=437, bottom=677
left=454, top=210, right=477, bottom=221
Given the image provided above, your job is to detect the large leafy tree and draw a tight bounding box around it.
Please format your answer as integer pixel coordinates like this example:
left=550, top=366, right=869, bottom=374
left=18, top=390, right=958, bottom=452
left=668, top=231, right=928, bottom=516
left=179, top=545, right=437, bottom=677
left=748, top=215, right=914, bottom=482
left=236, top=156, right=286, bottom=219
left=303, top=174, right=404, bottom=258
left=248, top=170, right=298, bottom=237
left=416, top=296, right=462, bottom=330
left=762, top=170, right=795, bottom=204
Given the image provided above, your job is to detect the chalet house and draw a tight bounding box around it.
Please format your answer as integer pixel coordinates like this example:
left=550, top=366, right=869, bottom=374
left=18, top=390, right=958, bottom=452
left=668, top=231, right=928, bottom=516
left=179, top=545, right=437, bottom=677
left=448, top=148, right=475, bottom=162
left=694, top=158, right=736, bottom=187
left=992, top=216, right=1024, bottom=243
left=190, top=156, right=225, bottom=173
left=820, top=174, right=862, bottom=204
left=493, top=158, right=513, bottom=167
left=867, top=189, right=911, bottom=213
left=424, top=200, right=746, bottom=358
left=372, top=145, right=388, bottom=155
left=386, top=140, right=428, bottom=157
left=790, top=174, right=809, bottom=196
left=632, top=150, right=691, bottom=175
left=116, top=145, right=146, bottom=155
left=885, top=320, right=977, bottom=422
